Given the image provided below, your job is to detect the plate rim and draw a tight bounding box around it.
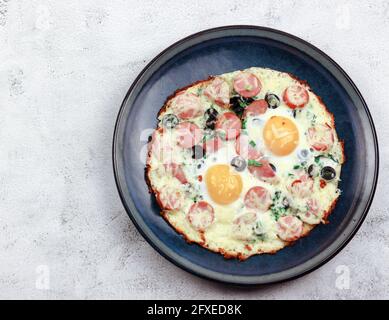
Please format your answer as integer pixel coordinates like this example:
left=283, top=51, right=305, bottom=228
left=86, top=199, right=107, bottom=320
left=112, top=25, right=379, bottom=285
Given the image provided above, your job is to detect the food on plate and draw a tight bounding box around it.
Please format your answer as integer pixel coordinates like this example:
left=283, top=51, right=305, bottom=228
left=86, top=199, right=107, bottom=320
left=146, top=67, right=344, bottom=260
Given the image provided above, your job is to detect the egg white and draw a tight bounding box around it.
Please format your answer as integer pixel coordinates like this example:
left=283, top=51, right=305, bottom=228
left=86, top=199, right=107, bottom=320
left=246, top=105, right=314, bottom=181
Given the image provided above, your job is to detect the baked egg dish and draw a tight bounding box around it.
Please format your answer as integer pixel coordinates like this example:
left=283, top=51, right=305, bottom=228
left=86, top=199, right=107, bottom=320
left=146, top=67, right=344, bottom=260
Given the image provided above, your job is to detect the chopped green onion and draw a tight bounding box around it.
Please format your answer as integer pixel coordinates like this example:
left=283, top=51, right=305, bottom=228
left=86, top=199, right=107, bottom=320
left=248, top=159, right=262, bottom=167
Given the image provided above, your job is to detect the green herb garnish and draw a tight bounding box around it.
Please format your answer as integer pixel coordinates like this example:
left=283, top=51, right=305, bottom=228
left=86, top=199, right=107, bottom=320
left=242, top=119, right=247, bottom=129
left=315, top=154, right=339, bottom=164
left=248, top=159, right=262, bottom=167
left=239, top=100, right=248, bottom=108
left=202, top=131, right=215, bottom=142
left=249, top=140, right=256, bottom=147
left=327, top=154, right=339, bottom=163
left=270, top=191, right=289, bottom=221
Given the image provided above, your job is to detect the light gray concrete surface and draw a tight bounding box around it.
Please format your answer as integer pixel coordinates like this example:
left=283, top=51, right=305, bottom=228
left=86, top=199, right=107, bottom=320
left=0, top=0, right=388, bottom=299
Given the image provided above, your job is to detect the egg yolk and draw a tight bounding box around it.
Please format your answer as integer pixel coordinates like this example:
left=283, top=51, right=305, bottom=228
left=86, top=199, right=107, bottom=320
left=205, top=164, right=243, bottom=205
left=263, top=116, right=299, bottom=156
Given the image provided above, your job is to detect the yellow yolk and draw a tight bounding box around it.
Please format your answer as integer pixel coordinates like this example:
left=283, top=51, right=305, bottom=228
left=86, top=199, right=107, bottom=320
left=205, top=164, right=243, bottom=205
left=263, top=116, right=299, bottom=156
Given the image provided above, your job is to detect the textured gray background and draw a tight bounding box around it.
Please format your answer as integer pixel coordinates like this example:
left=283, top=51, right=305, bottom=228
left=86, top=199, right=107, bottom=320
left=0, top=0, right=387, bottom=299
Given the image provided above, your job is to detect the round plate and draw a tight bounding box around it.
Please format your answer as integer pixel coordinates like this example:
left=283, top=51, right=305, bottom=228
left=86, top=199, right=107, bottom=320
left=113, top=26, right=379, bottom=285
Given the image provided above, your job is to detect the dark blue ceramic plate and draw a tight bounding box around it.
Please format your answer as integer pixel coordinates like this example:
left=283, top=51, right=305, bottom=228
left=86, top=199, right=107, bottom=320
left=113, top=26, right=378, bottom=285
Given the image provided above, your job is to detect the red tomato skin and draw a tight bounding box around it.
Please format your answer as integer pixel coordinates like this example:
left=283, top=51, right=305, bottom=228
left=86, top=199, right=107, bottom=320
left=283, top=85, right=309, bottom=109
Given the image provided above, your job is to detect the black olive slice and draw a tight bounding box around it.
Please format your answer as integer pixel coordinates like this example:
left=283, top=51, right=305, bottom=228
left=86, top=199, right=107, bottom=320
left=204, top=107, right=219, bottom=120
left=204, top=108, right=219, bottom=130
left=231, top=156, right=247, bottom=172
left=321, top=166, right=336, bottom=181
left=282, top=197, right=290, bottom=209
left=230, top=96, right=254, bottom=117
left=243, top=97, right=255, bottom=104
left=192, top=145, right=205, bottom=160
left=231, top=105, right=245, bottom=117
left=308, top=164, right=315, bottom=177
left=229, top=97, right=244, bottom=117
left=297, top=149, right=310, bottom=161
left=161, top=114, right=179, bottom=129
left=265, top=93, right=280, bottom=109
left=205, top=119, right=216, bottom=130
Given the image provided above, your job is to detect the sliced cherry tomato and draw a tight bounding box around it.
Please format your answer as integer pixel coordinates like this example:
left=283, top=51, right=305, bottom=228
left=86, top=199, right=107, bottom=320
left=244, top=186, right=272, bottom=212
left=233, top=72, right=262, bottom=98
left=283, top=84, right=309, bottom=109
left=215, top=112, right=241, bottom=140
left=291, top=179, right=302, bottom=187
left=187, top=201, right=215, bottom=231
left=277, top=215, right=303, bottom=241
left=176, top=122, right=203, bottom=148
